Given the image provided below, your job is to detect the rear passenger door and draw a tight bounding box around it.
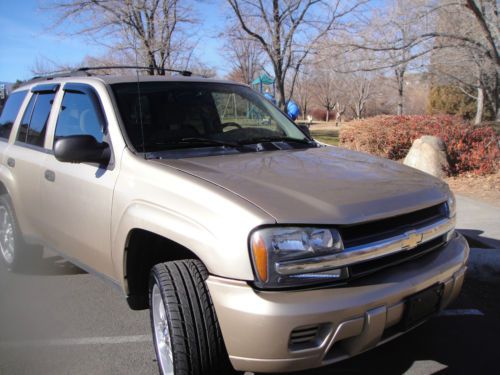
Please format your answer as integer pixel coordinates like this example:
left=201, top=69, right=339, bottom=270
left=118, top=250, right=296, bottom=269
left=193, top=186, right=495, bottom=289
left=4, top=85, right=59, bottom=242
left=40, top=83, right=118, bottom=277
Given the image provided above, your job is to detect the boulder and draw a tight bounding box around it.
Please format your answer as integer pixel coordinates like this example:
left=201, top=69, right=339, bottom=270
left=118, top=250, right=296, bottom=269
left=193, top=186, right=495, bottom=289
left=403, top=136, right=449, bottom=178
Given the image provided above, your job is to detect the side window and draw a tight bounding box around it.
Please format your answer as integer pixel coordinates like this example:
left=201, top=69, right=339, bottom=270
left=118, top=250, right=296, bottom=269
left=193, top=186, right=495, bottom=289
left=55, top=90, right=104, bottom=143
left=17, top=92, right=56, bottom=147
left=0, top=90, right=28, bottom=139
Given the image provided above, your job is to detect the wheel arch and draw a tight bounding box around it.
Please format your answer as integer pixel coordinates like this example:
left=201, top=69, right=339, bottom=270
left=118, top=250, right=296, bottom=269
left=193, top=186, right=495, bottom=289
left=124, top=228, right=202, bottom=310
left=112, top=202, right=219, bottom=310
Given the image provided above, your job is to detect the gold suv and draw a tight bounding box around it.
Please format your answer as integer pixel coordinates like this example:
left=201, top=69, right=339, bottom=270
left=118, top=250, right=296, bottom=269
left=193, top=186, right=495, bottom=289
left=0, top=69, right=468, bottom=374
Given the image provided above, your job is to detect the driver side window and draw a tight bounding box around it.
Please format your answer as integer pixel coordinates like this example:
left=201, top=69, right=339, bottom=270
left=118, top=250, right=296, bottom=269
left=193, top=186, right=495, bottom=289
left=55, top=89, right=105, bottom=143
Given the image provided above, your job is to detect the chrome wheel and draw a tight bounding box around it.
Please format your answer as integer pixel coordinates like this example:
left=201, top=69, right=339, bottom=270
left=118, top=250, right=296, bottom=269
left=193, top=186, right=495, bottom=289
left=152, top=283, right=174, bottom=375
left=0, top=206, right=15, bottom=265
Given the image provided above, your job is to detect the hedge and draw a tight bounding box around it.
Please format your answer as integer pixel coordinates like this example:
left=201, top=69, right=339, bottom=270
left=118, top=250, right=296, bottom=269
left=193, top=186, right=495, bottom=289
left=339, top=115, right=499, bottom=176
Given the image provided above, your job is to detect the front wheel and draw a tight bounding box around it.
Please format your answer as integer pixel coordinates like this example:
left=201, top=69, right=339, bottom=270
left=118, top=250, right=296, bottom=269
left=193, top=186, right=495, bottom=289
left=149, top=259, right=232, bottom=375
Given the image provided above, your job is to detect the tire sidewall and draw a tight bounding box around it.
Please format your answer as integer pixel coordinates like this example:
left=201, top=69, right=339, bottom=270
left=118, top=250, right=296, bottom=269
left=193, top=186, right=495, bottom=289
left=149, top=268, right=176, bottom=375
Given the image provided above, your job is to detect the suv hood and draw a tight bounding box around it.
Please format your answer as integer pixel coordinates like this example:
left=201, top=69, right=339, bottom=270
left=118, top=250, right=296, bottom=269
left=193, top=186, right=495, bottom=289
left=153, top=146, right=448, bottom=224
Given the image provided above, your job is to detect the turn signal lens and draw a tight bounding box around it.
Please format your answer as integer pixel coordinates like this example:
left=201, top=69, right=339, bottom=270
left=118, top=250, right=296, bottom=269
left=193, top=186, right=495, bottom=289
left=251, top=234, right=268, bottom=282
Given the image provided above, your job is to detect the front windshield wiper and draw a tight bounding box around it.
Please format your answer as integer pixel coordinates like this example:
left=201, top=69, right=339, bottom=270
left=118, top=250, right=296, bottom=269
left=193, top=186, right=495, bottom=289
left=179, top=137, right=240, bottom=147
left=239, top=136, right=314, bottom=145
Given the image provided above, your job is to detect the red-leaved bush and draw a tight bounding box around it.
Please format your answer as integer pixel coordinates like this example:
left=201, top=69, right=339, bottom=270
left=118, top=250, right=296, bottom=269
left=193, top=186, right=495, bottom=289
left=339, top=115, right=499, bottom=176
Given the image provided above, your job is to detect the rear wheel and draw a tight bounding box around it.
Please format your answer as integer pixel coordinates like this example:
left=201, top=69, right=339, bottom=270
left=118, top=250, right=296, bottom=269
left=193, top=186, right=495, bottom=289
left=149, top=259, right=232, bottom=375
left=0, top=194, right=42, bottom=271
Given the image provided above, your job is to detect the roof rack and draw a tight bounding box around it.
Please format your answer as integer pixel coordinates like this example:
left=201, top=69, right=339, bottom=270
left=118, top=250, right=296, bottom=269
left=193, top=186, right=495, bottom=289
left=29, top=65, right=193, bottom=82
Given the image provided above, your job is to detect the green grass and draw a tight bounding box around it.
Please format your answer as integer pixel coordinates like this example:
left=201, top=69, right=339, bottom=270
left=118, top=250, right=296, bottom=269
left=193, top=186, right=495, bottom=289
left=310, top=129, right=340, bottom=146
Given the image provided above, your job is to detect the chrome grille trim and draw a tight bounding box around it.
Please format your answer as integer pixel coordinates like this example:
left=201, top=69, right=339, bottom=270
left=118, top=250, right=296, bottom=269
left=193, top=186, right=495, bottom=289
left=275, top=217, right=455, bottom=276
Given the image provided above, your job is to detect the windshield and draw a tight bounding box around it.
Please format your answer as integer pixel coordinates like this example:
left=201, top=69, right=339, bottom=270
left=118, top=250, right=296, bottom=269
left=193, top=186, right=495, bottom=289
left=111, top=82, right=310, bottom=153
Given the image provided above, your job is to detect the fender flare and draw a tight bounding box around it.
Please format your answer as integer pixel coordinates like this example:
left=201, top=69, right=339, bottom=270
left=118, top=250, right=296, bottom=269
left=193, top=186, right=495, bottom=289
left=112, top=201, right=217, bottom=293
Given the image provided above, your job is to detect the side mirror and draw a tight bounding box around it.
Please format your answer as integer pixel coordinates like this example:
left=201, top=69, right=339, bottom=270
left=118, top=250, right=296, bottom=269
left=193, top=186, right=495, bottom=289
left=54, top=135, right=111, bottom=165
left=298, top=124, right=311, bottom=138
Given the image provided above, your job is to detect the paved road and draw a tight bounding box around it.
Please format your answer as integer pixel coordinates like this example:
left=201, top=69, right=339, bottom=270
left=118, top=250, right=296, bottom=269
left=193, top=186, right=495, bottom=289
left=0, top=248, right=498, bottom=375
left=455, top=195, right=500, bottom=249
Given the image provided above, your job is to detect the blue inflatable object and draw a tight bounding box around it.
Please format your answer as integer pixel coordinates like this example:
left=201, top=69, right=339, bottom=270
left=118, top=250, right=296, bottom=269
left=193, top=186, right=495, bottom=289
left=263, top=92, right=276, bottom=105
left=287, top=100, right=300, bottom=121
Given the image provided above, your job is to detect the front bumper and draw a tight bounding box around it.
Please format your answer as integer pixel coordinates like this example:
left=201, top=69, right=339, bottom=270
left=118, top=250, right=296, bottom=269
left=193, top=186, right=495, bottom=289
left=207, top=233, right=469, bottom=373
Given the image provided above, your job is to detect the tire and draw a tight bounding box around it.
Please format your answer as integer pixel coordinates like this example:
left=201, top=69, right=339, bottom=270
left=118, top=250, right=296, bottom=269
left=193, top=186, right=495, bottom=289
left=149, top=259, right=232, bottom=375
left=0, top=194, right=43, bottom=271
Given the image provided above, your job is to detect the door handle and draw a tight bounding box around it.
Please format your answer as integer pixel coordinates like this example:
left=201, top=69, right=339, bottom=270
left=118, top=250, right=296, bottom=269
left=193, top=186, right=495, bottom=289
left=7, top=158, right=15, bottom=168
left=44, top=170, right=56, bottom=182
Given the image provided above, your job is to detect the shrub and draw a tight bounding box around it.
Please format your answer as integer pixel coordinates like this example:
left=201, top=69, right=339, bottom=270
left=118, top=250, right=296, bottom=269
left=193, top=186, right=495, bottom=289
left=428, top=86, right=477, bottom=119
left=340, top=115, right=499, bottom=176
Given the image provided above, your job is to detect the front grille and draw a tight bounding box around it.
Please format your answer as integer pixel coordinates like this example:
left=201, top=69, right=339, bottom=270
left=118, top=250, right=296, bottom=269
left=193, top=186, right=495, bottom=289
left=336, top=202, right=449, bottom=281
left=340, top=203, right=446, bottom=248
left=349, top=235, right=447, bottom=279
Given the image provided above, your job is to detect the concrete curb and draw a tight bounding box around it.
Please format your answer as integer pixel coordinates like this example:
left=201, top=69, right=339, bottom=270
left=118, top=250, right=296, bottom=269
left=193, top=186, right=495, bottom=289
left=467, top=247, right=500, bottom=282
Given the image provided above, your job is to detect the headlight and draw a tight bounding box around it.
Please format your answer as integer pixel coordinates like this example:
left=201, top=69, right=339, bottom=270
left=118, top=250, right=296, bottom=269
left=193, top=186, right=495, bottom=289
left=445, top=191, right=457, bottom=242
left=250, top=227, right=348, bottom=289
left=446, top=191, right=456, bottom=218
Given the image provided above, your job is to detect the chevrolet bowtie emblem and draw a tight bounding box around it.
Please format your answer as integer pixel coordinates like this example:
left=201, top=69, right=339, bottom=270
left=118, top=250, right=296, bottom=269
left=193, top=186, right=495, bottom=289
left=402, top=230, right=423, bottom=250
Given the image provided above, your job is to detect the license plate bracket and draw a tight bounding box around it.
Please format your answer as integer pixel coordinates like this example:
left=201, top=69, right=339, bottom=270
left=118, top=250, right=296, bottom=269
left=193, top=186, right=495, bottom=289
left=402, top=284, right=443, bottom=330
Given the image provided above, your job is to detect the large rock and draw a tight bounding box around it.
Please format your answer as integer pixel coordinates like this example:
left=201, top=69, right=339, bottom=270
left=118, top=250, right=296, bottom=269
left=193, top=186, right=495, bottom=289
left=403, top=136, right=449, bottom=178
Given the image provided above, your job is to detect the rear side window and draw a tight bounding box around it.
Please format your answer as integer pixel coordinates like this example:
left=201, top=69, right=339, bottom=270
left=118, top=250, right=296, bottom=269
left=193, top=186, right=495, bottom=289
left=0, top=91, right=28, bottom=139
left=55, top=90, right=104, bottom=143
left=17, top=92, right=56, bottom=147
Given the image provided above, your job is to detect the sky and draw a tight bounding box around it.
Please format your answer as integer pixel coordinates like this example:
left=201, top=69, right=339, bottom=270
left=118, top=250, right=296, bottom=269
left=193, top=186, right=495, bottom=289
left=0, top=0, right=229, bottom=83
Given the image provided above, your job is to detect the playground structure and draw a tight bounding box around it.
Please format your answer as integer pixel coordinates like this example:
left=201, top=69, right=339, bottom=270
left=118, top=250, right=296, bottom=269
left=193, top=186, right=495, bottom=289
left=251, top=74, right=300, bottom=121
left=252, top=74, right=276, bottom=98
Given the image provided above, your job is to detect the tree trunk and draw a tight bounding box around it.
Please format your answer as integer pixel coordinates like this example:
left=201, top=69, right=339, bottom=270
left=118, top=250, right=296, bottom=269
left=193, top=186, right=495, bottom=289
left=496, top=101, right=500, bottom=122
left=474, top=86, right=484, bottom=125
left=276, top=78, right=286, bottom=111
left=395, top=68, right=405, bottom=116
left=325, top=109, right=329, bottom=122
left=397, top=80, right=404, bottom=115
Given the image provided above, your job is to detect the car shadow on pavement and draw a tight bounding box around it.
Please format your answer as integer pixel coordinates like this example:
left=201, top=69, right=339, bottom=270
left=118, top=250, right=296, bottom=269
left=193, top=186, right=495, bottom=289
left=458, top=229, right=500, bottom=249
left=19, top=254, right=87, bottom=276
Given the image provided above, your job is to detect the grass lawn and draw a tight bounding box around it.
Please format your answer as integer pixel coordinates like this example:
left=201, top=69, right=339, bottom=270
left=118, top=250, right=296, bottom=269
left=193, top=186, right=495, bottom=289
left=309, top=128, right=340, bottom=146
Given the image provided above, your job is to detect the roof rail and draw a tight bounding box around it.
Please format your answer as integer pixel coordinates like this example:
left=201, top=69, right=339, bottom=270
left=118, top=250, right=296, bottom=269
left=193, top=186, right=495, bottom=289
left=28, top=65, right=192, bottom=82
left=76, top=66, right=193, bottom=77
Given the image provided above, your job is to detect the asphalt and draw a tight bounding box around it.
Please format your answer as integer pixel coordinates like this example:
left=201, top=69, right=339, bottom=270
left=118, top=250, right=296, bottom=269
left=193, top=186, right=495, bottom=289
left=455, top=195, right=500, bottom=249
left=0, top=194, right=498, bottom=375
left=455, top=195, right=500, bottom=282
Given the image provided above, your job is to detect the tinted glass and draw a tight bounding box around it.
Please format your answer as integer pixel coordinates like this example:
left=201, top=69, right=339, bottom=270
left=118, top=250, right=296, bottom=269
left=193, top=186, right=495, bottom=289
left=112, top=82, right=306, bottom=153
left=17, top=94, right=37, bottom=144
left=0, top=91, right=27, bottom=139
left=17, top=92, right=56, bottom=147
left=55, top=91, right=104, bottom=143
left=26, top=92, right=55, bottom=147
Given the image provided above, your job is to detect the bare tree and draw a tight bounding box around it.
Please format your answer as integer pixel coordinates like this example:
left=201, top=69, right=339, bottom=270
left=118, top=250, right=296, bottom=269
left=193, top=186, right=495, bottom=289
left=43, top=0, right=197, bottom=75
left=314, top=70, right=336, bottom=122
left=346, top=0, right=499, bottom=120
left=311, top=59, right=348, bottom=123
left=353, top=0, right=432, bottom=115
left=293, top=65, right=314, bottom=120
left=429, top=0, right=499, bottom=122
left=226, top=0, right=368, bottom=110
left=224, top=26, right=264, bottom=84
left=347, top=71, right=372, bottom=119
